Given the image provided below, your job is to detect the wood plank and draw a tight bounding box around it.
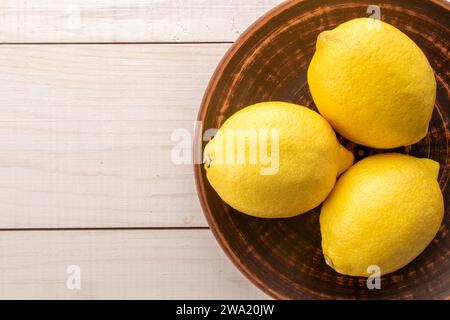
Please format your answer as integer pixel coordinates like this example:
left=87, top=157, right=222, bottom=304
left=0, top=44, right=230, bottom=228
left=0, top=0, right=282, bottom=43
left=0, top=229, right=269, bottom=299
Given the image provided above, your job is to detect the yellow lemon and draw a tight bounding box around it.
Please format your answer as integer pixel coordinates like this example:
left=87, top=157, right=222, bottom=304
left=307, top=18, right=436, bottom=148
left=204, top=102, right=353, bottom=218
left=320, top=153, right=444, bottom=276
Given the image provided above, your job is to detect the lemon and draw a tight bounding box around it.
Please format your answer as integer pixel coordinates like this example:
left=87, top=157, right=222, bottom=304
left=320, top=153, right=444, bottom=276
left=204, top=102, right=353, bottom=218
left=307, top=18, right=436, bottom=149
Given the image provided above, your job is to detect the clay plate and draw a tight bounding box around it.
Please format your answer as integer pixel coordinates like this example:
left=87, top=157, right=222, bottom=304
left=194, top=0, right=449, bottom=299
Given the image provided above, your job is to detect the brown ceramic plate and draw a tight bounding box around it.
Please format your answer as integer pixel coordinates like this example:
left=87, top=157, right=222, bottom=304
left=194, top=0, right=449, bottom=299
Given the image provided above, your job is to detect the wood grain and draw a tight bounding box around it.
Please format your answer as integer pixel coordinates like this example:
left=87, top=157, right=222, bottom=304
left=0, top=44, right=230, bottom=228
left=0, top=0, right=282, bottom=43
left=0, top=229, right=269, bottom=299
left=0, top=1, right=281, bottom=300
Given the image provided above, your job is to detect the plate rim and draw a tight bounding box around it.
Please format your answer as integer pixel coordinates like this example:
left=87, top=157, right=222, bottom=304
left=193, top=0, right=450, bottom=300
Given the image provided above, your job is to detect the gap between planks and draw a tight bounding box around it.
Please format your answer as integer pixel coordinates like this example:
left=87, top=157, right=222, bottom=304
left=0, top=226, right=210, bottom=232
left=0, top=41, right=233, bottom=45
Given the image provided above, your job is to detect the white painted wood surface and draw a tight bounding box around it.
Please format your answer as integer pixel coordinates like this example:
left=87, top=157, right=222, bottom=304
left=0, top=0, right=282, bottom=43
left=0, top=44, right=229, bottom=229
left=0, top=230, right=268, bottom=299
left=0, top=0, right=274, bottom=299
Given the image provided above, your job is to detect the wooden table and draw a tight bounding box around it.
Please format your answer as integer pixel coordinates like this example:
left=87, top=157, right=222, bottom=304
left=0, top=0, right=283, bottom=299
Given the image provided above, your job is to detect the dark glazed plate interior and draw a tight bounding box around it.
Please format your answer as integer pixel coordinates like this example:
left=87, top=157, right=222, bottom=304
left=194, top=0, right=449, bottom=299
